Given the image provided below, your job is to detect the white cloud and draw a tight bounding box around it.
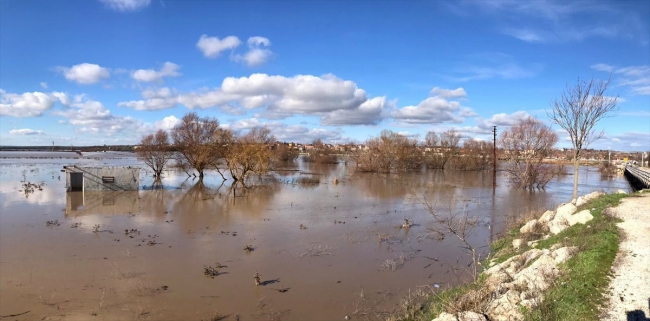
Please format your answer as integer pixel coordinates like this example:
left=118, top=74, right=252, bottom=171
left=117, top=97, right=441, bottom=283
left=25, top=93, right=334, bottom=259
left=56, top=63, right=110, bottom=85
left=99, top=0, right=151, bottom=12
left=453, top=53, right=541, bottom=81
left=233, top=36, right=273, bottom=67
left=501, top=28, right=545, bottom=43
left=120, top=73, right=390, bottom=125
left=196, top=35, right=241, bottom=58
left=55, top=95, right=140, bottom=134
left=9, top=128, right=44, bottom=135
left=476, top=111, right=531, bottom=130
left=591, top=63, right=650, bottom=95
left=392, top=96, right=465, bottom=124
left=131, top=62, right=181, bottom=82
left=0, top=89, right=68, bottom=117
left=154, top=115, right=181, bottom=131
left=226, top=118, right=343, bottom=143
left=40, top=82, right=48, bottom=89
left=430, top=87, right=467, bottom=99
left=118, top=87, right=178, bottom=110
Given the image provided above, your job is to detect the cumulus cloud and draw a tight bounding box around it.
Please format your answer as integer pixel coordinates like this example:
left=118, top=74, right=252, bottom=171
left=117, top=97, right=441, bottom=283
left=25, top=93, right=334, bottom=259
left=99, top=0, right=151, bottom=12
left=56, top=63, right=110, bottom=85
left=119, top=73, right=389, bottom=125
left=197, top=35, right=241, bottom=58
left=131, top=62, right=181, bottom=82
left=591, top=63, right=650, bottom=95
left=118, top=87, right=178, bottom=110
left=9, top=128, right=44, bottom=135
left=226, top=118, right=343, bottom=143
left=154, top=115, right=181, bottom=131
left=55, top=95, right=140, bottom=134
left=233, top=36, right=273, bottom=67
left=476, top=111, right=531, bottom=130
left=0, top=89, right=69, bottom=117
left=430, top=87, right=467, bottom=99
left=392, top=87, right=474, bottom=125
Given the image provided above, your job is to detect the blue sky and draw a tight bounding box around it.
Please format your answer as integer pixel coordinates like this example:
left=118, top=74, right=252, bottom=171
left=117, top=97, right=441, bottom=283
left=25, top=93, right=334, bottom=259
left=1, top=0, right=649, bottom=151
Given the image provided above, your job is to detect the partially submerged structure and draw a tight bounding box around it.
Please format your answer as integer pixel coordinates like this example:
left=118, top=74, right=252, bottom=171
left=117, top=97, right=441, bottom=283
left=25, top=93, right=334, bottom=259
left=63, top=165, right=140, bottom=191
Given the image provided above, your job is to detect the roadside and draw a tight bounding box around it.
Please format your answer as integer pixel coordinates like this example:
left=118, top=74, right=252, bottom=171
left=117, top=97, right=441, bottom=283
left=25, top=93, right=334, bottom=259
left=601, top=192, right=650, bottom=321
left=389, top=190, right=649, bottom=321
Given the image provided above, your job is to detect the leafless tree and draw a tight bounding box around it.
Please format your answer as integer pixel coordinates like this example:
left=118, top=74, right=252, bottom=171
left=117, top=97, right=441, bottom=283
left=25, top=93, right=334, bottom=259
left=453, top=138, right=493, bottom=171
left=500, top=117, right=559, bottom=189
left=425, top=129, right=462, bottom=169
left=171, top=112, right=230, bottom=178
left=136, top=130, right=173, bottom=178
left=272, top=144, right=298, bottom=162
left=356, top=130, right=420, bottom=173
left=548, top=76, right=619, bottom=200
left=224, top=127, right=275, bottom=184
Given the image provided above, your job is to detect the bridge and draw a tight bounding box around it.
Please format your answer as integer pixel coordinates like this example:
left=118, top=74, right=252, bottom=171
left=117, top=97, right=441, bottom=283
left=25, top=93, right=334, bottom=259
left=624, top=164, right=650, bottom=190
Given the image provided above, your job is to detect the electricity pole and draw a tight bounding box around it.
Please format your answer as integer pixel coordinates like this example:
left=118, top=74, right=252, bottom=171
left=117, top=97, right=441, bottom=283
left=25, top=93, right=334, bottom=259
left=493, top=126, right=497, bottom=188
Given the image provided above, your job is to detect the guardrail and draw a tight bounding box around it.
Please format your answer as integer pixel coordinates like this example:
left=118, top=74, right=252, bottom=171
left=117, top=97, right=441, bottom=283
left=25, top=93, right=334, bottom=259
left=625, top=164, right=650, bottom=188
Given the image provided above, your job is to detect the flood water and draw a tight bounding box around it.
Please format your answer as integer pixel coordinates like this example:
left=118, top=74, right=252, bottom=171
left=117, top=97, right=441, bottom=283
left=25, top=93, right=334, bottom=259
left=0, top=151, right=632, bottom=320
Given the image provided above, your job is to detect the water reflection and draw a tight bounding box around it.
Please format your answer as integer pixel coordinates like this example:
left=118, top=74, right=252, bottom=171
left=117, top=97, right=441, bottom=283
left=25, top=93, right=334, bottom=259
left=65, top=191, right=139, bottom=217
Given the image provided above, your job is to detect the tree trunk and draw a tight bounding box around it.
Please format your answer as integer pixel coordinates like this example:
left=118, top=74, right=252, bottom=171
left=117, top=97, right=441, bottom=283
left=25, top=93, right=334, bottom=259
left=572, top=159, right=579, bottom=201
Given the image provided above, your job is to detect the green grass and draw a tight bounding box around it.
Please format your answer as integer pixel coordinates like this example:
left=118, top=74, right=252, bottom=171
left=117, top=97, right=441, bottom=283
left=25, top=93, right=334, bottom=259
left=395, top=192, right=634, bottom=321
left=524, top=193, right=629, bottom=321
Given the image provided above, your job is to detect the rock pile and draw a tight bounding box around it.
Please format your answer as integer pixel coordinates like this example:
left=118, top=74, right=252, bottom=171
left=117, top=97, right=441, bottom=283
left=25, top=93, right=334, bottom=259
left=431, top=191, right=601, bottom=321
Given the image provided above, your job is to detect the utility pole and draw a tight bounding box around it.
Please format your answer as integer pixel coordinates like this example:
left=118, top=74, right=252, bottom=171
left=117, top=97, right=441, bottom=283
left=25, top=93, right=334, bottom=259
left=493, top=126, right=497, bottom=188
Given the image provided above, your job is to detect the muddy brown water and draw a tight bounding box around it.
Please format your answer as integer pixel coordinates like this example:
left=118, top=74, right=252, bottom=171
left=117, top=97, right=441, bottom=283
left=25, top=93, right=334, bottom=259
left=0, top=152, right=632, bottom=320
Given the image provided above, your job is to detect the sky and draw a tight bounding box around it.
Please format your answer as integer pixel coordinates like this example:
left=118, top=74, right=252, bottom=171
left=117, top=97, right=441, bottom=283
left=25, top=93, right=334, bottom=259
left=0, top=0, right=649, bottom=151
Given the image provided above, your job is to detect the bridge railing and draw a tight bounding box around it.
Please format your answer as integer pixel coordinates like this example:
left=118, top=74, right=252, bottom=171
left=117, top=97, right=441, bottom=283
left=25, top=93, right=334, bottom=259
left=625, top=164, right=650, bottom=188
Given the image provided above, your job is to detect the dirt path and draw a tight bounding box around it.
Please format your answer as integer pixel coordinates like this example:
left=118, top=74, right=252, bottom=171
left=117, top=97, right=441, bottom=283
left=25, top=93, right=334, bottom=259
left=602, top=192, right=650, bottom=321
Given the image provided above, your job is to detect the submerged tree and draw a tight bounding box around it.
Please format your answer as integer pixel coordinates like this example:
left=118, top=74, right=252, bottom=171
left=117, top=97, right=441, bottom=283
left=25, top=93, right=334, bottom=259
left=136, top=129, right=173, bottom=178
left=500, top=117, right=559, bottom=189
left=548, top=77, right=618, bottom=200
left=224, top=127, right=275, bottom=183
left=171, top=112, right=229, bottom=178
left=356, top=130, right=420, bottom=173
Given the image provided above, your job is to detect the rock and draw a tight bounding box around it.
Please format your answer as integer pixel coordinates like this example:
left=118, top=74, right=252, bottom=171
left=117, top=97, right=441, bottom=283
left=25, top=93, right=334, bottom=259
left=616, top=189, right=627, bottom=194
left=458, top=311, right=487, bottom=321
left=575, top=191, right=604, bottom=207
left=547, top=219, right=569, bottom=235
left=555, top=203, right=577, bottom=221
left=332, top=177, right=339, bottom=184
left=550, top=243, right=562, bottom=251
left=512, top=239, right=524, bottom=250
left=567, top=210, right=594, bottom=226
left=511, top=254, right=559, bottom=292
left=538, top=210, right=555, bottom=224
left=520, top=219, right=538, bottom=234
left=551, top=246, right=578, bottom=264
left=542, top=234, right=550, bottom=240
left=485, top=290, right=523, bottom=321
left=527, top=240, right=539, bottom=248
left=433, top=312, right=458, bottom=321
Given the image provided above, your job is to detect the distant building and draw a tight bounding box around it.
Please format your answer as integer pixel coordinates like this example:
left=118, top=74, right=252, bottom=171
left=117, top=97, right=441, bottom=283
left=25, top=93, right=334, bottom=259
left=63, top=165, right=140, bottom=192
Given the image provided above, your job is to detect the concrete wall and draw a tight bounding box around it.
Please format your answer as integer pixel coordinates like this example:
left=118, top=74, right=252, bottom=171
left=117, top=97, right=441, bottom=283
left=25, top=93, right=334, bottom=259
left=65, top=165, right=140, bottom=191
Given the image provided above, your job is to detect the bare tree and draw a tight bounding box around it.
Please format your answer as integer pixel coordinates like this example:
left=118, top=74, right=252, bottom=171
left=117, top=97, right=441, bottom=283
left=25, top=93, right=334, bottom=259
left=356, top=130, right=420, bottom=173
left=224, top=127, right=275, bottom=184
left=548, top=77, right=618, bottom=200
left=305, top=139, right=339, bottom=164
left=136, top=130, right=173, bottom=178
left=425, top=129, right=462, bottom=169
left=500, top=117, right=559, bottom=189
left=171, top=112, right=230, bottom=178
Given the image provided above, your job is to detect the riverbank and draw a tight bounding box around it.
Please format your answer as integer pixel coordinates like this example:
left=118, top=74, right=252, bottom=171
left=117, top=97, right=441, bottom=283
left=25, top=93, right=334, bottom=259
left=392, top=190, right=649, bottom=321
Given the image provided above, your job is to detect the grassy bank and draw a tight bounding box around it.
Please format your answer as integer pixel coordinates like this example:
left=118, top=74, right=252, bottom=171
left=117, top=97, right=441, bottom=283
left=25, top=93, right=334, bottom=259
left=395, top=192, right=633, bottom=321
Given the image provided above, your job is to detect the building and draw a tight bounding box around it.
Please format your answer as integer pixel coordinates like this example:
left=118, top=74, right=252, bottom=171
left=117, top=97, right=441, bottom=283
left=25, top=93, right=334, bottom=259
left=63, top=165, right=140, bottom=192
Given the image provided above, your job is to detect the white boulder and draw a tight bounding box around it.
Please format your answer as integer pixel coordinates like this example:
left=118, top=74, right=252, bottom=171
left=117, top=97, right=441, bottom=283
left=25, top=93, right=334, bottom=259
left=520, top=219, right=538, bottom=234
left=433, top=312, right=458, bottom=321
left=567, top=210, right=594, bottom=226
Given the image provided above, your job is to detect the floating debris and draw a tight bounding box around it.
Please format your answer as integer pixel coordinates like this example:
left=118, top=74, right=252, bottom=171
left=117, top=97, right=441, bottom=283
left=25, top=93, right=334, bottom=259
left=244, top=245, right=254, bottom=252
left=46, top=220, right=60, bottom=227
left=254, top=272, right=261, bottom=286
left=71, top=222, right=82, bottom=228
left=92, top=224, right=100, bottom=233
left=299, top=224, right=307, bottom=229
